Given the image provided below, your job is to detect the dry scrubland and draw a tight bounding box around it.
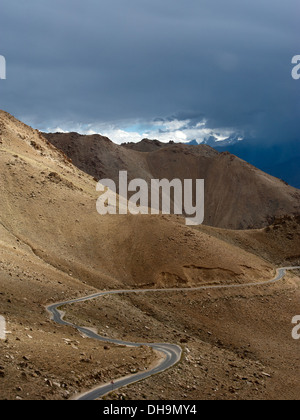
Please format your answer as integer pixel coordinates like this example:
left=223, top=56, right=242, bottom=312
left=0, top=110, right=299, bottom=400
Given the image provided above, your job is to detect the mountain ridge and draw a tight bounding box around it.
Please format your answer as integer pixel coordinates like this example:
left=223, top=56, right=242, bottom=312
left=43, top=131, right=300, bottom=230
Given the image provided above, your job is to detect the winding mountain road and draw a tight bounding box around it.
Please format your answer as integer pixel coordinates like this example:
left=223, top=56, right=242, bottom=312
left=46, top=266, right=300, bottom=401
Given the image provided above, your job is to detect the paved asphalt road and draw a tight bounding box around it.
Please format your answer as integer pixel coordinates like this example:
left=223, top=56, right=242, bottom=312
left=46, top=266, right=300, bottom=400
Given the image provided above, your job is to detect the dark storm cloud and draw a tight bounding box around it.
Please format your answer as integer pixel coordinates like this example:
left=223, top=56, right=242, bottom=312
left=0, top=0, right=299, bottom=143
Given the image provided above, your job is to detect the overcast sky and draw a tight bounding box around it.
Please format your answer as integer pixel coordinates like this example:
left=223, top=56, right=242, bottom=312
left=0, top=0, right=299, bottom=144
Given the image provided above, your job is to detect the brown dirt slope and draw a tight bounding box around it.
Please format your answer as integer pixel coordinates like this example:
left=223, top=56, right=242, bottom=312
left=0, top=111, right=300, bottom=400
left=198, top=215, right=300, bottom=267
left=0, top=109, right=274, bottom=291
left=44, top=132, right=300, bottom=230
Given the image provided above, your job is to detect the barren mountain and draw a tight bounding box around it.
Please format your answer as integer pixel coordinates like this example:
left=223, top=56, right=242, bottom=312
left=44, top=132, right=300, bottom=230
left=0, top=111, right=274, bottom=291
left=0, top=111, right=300, bottom=401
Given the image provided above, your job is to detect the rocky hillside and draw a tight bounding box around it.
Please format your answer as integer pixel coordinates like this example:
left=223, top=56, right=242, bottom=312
left=44, top=132, right=300, bottom=230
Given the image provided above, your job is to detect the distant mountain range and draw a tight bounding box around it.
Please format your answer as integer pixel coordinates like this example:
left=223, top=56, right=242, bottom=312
left=198, top=133, right=244, bottom=148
